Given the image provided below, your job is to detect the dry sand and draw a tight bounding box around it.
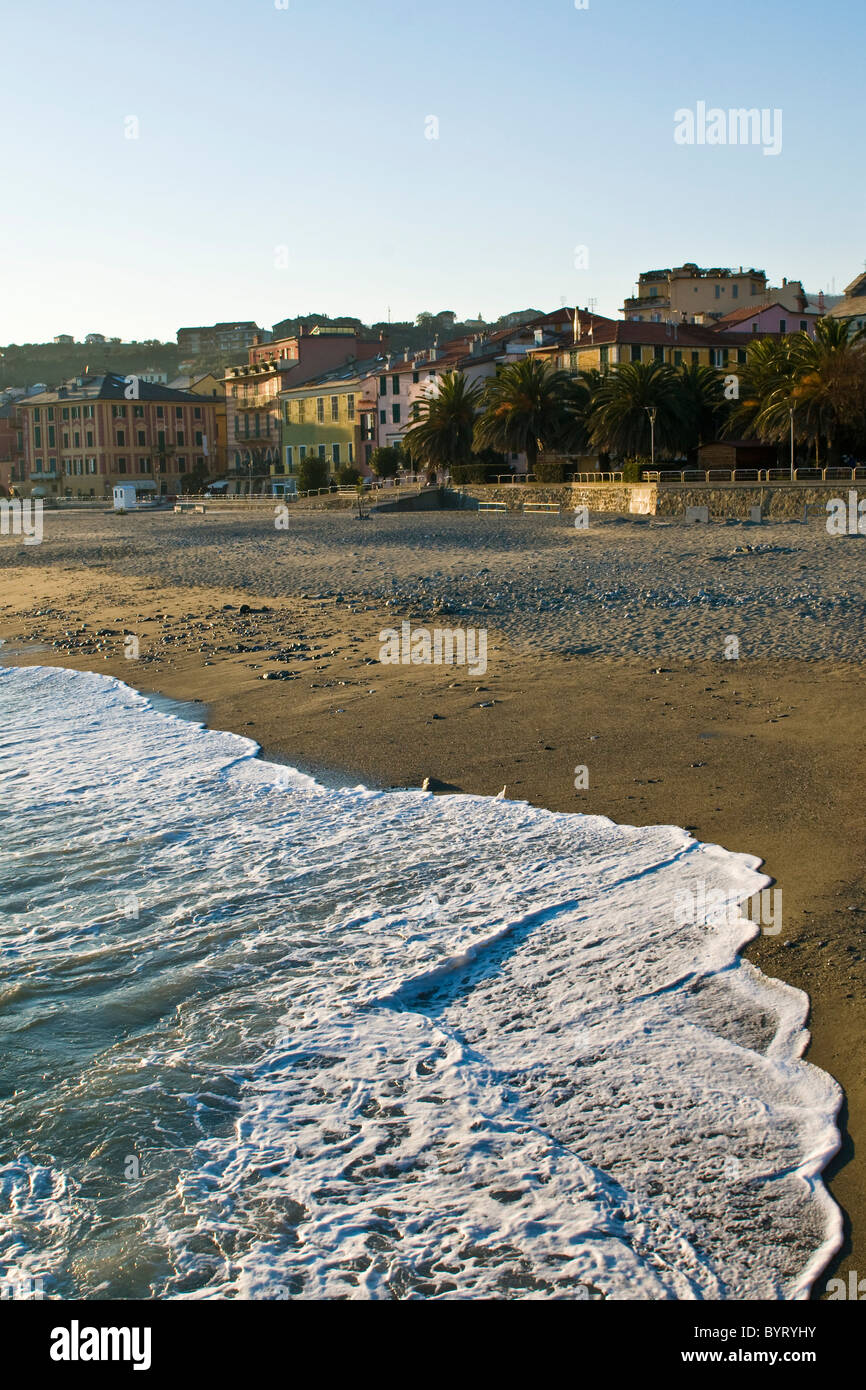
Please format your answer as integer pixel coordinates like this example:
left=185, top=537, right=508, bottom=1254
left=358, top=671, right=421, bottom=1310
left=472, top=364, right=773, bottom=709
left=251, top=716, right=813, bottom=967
left=1, top=508, right=864, bottom=1299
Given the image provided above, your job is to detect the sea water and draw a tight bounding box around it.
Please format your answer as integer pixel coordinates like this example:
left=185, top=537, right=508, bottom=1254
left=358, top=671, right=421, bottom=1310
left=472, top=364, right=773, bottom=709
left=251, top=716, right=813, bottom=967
left=0, top=666, right=842, bottom=1300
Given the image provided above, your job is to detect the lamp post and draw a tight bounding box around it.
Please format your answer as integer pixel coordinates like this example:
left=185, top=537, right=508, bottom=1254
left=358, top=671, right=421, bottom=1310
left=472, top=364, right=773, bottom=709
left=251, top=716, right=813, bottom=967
left=789, top=406, right=795, bottom=481
left=645, top=406, right=658, bottom=470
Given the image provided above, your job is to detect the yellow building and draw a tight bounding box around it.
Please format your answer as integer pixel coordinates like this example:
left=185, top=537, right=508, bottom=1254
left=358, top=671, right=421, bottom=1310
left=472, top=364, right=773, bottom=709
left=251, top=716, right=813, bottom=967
left=622, top=263, right=808, bottom=324
left=530, top=319, right=753, bottom=374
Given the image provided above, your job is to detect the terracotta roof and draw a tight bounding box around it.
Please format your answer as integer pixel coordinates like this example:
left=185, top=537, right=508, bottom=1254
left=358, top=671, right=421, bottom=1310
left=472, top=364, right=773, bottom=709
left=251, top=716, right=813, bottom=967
left=713, top=301, right=816, bottom=327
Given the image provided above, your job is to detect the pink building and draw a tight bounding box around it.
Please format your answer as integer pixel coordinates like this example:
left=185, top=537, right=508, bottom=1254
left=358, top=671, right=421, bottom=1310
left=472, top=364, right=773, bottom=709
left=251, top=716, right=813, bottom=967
left=713, top=302, right=819, bottom=338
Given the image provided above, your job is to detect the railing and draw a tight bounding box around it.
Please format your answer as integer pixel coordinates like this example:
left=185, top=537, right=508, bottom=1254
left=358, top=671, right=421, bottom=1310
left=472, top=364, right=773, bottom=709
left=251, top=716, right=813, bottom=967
left=568, top=472, right=624, bottom=483
left=644, top=466, right=866, bottom=485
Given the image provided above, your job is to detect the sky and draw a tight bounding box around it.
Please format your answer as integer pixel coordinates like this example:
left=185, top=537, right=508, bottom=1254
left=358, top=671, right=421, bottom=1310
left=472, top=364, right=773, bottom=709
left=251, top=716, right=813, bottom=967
left=1, top=0, right=864, bottom=344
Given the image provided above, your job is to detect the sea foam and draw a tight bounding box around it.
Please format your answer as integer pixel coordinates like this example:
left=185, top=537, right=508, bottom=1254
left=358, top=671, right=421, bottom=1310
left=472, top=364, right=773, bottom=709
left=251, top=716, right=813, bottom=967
left=0, top=666, right=842, bottom=1300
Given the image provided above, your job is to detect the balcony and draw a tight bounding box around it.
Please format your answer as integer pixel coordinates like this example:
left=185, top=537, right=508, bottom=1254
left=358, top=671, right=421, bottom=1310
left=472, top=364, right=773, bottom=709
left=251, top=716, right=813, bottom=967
left=234, top=395, right=276, bottom=411
left=623, top=295, right=671, bottom=311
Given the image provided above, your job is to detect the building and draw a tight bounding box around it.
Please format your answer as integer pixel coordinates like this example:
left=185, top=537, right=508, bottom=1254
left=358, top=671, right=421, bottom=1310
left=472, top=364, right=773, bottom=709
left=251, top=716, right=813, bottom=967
left=85, top=333, right=106, bottom=345
left=177, top=322, right=267, bottom=359
left=622, top=264, right=809, bottom=324
left=53, top=334, right=75, bottom=345
left=529, top=318, right=755, bottom=374
left=0, top=401, right=25, bottom=495
left=17, top=373, right=220, bottom=499
left=826, top=269, right=866, bottom=334
left=225, top=326, right=387, bottom=491
left=277, top=355, right=388, bottom=490
left=712, top=302, right=819, bottom=337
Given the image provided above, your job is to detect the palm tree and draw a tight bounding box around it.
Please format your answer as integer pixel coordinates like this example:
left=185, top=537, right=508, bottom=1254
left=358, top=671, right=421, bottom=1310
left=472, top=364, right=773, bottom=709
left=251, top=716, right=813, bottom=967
left=473, top=358, right=571, bottom=472
left=725, top=335, right=798, bottom=443
left=676, top=362, right=729, bottom=459
left=402, top=371, right=483, bottom=471
left=790, top=319, right=866, bottom=462
left=587, top=360, right=687, bottom=458
left=554, top=370, right=602, bottom=454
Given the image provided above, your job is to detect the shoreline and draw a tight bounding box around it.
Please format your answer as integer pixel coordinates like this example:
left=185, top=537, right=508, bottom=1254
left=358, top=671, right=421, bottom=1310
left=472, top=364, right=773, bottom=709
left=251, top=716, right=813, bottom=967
left=1, top=560, right=863, bottom=1298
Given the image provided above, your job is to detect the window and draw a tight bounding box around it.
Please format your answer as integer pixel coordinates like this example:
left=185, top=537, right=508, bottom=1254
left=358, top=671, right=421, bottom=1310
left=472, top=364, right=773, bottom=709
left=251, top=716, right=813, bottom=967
left=84, top=405, right=94, bottom=418
left=134, top=405, right=144, bottom=418
left=63, top=433, right=70, bottom=447
left=112, top=405, right=126, bottom=418
left=332, top=443, right=341, bottom=465
left=316, top=398, right=325, bottom=423
left=600, top=346, right=609, bottom=369
left=330, top=396, right=339, bottom=421
left=630, top=346, right=642, bottom=363
left=752, top=322, right=759, bottom=333
left=86, top=431, right=93, bottom=446
left=137, top=431, right=146, bottom=446
left=34, top=427, right=41, bottom=446
left=48, top=426, right=55, bottom=446
left=195, top=456, right=203, bottom=468
left=49, top=457, right=57, bottom=472
left=737, top=349, right=747, bottom=364
left=412, top=371, right=419, bottom=384
left=732, top=284, right=739, bottom=299
left=347, top=395, right=355, bottom=421
left=177, top=458, right=187, bottom=473
left=392, top=375, right=399, bottom=394
left=799, top=320, right=807, bottom=331
left=779, top=319, right=787, bottom=334
left=193, top=407, right=201, bottom=419
left=348, top=443, right=354, bottom=463
left=158, top=431, right=165, bottom=449
left=380, top=410, right=386, bottom=425
left=116, top=431, right=125, bottom=445
left=72, top=407, right=80, bottom=419
left=109, top=458, right=119, bottom=474
left=715, top=285, right=721, bottom=299
left=177, top=431, right=185, bottom=446
left=654, top=346, right=664, bottom=362
left=142, top=458, right=152, bottom=473
left=175, top=407, right=183, bottom=420
left=33, top=409, right=40, bottom=423
left=318, top=445, right=326, bottom=459
left=73, top=432, right=80, bottom=447
left=691, top=351, right=699, bottom=364
left=156, top=406, right=164, bottom=419
left=195, top=431, right=203, bottom=446
left=674, top=350, right=683, bottom=365
left=392, top=405, right=401, bottom=424
left=34, top=457, right=43, bottom=473
left=299, top=446, right=307, bottom=461
left=285, top=445, right=294, bottom=471
left=298, top=399, right=306, bottom=423
left=379, top=376, right=387, bottom=396
left=63, top=407, right=70, bottom=420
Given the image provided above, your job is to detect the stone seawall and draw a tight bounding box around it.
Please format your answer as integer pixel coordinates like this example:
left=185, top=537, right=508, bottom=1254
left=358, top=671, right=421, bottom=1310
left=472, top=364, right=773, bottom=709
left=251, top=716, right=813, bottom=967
left=461, top=482, right=853, bottom=520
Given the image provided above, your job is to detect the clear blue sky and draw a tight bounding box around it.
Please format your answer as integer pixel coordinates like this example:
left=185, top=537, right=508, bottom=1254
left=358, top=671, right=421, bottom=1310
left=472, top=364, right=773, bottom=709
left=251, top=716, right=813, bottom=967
left=2, top=0, right=863, bottom=343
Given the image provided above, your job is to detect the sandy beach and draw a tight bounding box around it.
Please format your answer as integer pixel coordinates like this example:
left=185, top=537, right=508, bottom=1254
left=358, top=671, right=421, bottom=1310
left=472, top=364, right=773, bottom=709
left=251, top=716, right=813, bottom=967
left=2, top=505, right=864, bottom=1298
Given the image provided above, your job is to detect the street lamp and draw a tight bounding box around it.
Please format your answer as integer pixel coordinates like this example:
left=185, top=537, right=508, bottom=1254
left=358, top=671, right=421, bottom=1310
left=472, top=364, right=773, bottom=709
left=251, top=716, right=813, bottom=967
left=789, top=406, right=795, bottom=481
left=645, top=406, right=658, bottom=470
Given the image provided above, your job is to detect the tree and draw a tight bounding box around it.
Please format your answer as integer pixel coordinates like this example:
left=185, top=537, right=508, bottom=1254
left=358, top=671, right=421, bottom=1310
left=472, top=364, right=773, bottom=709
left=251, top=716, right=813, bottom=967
left=474, top=357, right=572, bottom=471
left=402, top=371, right=483, bottom=470
left=587, top=361, right=688, bottom=458
left=369, top=446, right=403, bottom=478
left=297, top=455, right=329, bottom=493
left=336, top=463, right=362, bottom=485
left=676, top=362, right=729, bottom=460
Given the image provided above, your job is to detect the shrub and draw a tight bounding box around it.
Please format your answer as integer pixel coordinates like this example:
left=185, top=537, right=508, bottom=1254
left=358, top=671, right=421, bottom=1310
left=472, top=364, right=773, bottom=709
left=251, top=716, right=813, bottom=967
left=534, top=458, right=565, bottom=483
left=297, top=456, right=330, bottom=493
left=336, top=464, right=362, bottom=486
left=369, top=446, right=402, bottom=479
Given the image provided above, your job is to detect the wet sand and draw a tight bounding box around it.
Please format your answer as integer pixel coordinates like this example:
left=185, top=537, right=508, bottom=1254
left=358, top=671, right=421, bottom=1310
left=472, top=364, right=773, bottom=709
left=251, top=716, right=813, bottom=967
left=1, top=554, right=863, bottom=1300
